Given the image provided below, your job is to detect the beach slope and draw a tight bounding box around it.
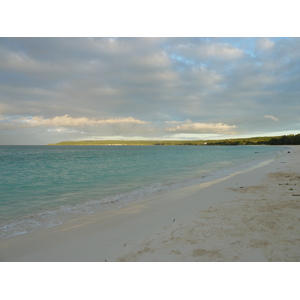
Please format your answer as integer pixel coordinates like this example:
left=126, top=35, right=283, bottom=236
left=1, top=147, right=299, bottom=262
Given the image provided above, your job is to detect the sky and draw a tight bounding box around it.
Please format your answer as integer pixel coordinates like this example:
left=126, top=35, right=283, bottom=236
left=1, top=36, right=300, bottom=144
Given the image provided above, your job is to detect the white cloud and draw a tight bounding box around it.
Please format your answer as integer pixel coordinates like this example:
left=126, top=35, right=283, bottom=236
left=173, top=42, right=244, bottom=62
left=257, top=38, right=275, bottom=50
left=205, top=43, right=244, bottom=59
left=264, top=115, right=279, bottom=122
left=135, top=51, right=170, bottom=69
left=47, top=127, right=84, bottom=133
left=16, top=115, right=148, bottom=127
left=166, top=121, right=237, bottom=134
left=0, top=115, right=9, bottom=122
left=164, top=121, right=181, bottom=124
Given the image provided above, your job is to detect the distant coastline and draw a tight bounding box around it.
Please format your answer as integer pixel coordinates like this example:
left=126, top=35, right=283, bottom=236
left=48, top=134, right=300, bottom=146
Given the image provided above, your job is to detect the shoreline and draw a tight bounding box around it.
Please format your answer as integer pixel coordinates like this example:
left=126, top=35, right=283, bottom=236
left=0, top=146, right=298, bottom=262
left=0, top=146, right=281, bottom=240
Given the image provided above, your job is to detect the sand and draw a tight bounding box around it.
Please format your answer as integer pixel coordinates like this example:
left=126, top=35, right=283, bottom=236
left=0, top=146, right=299, bottom=262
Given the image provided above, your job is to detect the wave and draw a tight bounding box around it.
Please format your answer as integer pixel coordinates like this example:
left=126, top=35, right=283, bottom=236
left=0, top=153, right=280, bottom=239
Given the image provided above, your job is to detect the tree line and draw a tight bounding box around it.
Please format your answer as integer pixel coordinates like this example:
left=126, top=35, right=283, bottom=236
left=49, top=134, right=300, bottom=146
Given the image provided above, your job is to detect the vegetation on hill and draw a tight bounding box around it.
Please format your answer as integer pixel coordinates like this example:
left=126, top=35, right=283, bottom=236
left=48, top=134, right=300, bottom=146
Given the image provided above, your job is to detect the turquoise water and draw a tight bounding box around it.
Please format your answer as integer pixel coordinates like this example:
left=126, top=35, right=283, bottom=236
left=0, top=145, right=283, bottom=238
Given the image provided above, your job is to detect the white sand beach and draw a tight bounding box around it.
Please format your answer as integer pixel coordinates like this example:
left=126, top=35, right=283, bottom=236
left=1, top=146, right=299, bottom=262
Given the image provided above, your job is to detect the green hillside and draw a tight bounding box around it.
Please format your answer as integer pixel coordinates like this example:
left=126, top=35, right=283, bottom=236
left=48, top=134, right=300, bottom=146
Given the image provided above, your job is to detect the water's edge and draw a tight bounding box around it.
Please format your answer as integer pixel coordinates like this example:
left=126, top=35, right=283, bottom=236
left=0, top=147, right=284, bottom=239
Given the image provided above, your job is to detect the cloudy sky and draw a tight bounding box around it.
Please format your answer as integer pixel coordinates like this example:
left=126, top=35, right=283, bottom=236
left=1, top=37, right=300, bottom=144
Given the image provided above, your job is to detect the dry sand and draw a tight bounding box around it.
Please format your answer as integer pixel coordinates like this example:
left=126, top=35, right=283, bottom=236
left=1, top=146, right=299, bottom=262
left=117, top=169, right=300, bottom=262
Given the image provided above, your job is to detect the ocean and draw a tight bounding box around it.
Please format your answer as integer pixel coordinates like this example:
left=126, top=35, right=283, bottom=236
left=0, top=145, right=284, bottom=239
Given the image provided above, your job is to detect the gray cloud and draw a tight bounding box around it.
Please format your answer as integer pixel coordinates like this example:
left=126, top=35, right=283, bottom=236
left=1, top=37, right=300, bottom=144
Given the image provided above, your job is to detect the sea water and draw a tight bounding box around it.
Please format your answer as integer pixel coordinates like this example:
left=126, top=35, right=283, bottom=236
left=0, top=145, right=284, bottom=239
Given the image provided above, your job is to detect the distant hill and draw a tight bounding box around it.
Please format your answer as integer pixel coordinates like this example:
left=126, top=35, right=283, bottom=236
left=48, top=134, right=300, bottom=146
